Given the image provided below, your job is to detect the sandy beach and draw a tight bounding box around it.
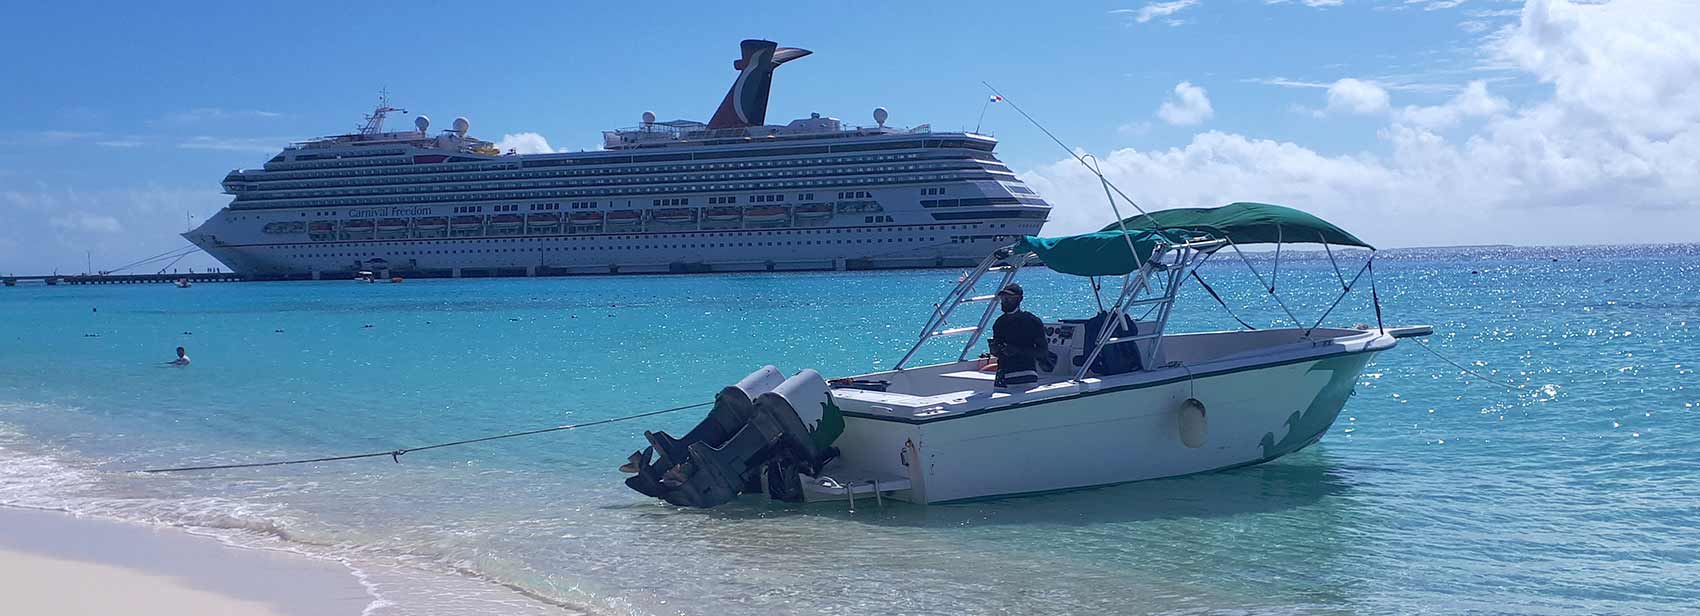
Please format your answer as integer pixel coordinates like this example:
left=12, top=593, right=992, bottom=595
left=0, top=506, right=372, bottom=616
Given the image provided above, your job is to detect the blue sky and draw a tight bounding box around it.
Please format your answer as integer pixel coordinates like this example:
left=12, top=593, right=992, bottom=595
left=2, top=0, right=1694, bottom=274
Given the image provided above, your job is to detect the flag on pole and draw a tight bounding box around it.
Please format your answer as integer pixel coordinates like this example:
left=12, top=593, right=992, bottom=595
left=989, top=95, right=1004, bottom=103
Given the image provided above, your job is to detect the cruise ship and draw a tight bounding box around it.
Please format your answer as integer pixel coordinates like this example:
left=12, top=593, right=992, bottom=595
left=185, top=40, right=1052, bottom=279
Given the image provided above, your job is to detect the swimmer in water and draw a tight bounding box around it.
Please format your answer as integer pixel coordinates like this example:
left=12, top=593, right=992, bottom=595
left=170, top=346, right=190, bottom=366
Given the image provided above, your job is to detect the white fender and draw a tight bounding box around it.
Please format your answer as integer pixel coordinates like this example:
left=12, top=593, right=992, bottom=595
left=1178, top=398, right=1208, bottom=448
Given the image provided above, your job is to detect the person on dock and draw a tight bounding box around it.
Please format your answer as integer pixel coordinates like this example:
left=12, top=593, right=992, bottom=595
left=170, top=346, right=190, bottom=366
left=988, top=283, right=1046, bottom=389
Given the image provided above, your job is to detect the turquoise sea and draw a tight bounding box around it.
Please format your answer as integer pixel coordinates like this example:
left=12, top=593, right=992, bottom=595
left=2, top=244, right=1696, bottom=615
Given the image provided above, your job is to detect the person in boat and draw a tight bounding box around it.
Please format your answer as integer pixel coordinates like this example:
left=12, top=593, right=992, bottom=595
left=170, top=346, right=190, bottom=366
left=988, top=283, right=1046, bottom=389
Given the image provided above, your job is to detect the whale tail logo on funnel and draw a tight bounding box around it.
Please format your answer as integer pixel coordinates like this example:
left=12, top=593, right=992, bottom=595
left=707, top=39, right=812, bottom=130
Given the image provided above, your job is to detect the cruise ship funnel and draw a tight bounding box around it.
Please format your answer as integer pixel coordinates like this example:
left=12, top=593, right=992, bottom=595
left=707, top=39, right=812, bottom=129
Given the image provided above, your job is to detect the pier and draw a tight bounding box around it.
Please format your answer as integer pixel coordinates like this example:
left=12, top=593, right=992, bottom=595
left=2, top=272, right=246, bottom=286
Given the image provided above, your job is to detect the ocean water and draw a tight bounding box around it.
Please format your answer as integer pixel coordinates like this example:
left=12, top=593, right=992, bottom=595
left=1, top=244, right=1697, bottom=615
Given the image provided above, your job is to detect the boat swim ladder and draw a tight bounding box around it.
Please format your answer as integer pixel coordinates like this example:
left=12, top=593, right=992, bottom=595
left=894, top=249, right=1030, bottom=370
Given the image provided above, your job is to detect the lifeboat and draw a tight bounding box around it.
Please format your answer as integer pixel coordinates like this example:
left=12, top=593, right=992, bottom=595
left=450, top=215, right=484, bottom=231
left=569, top=211, right=604, bottom=225
left=415, top=217, right=449, bottom=231
left=527, top=213, right=562, bottom=227
left=794, top=203, right=833, bottom=219
left=343, top=219, right=376, bottom=233
left=704, top=207, right=742, bottom=223
left=490, top=214, right=524, bottom=229
left=743, top=206, right=790, bottom=225
left=652, top=208, right=696, bottom=225
left=377, top=218, right=409, bottom=232
left=606, top=210, right=642, bottom=225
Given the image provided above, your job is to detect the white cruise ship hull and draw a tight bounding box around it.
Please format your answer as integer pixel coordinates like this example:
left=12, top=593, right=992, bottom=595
left=189, top=198, right=1042, bottom=279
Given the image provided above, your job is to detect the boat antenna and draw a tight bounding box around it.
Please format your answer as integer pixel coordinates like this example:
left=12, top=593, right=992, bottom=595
left=359, top=89, right=407, bottom=136
left=1083, top=153, right=1144, bottom=272
left=980, top=83, right=1163, bottom=234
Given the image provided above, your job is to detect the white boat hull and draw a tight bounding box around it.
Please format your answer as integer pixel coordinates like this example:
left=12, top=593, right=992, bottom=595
left=818, top=347, right=1379, bottom=504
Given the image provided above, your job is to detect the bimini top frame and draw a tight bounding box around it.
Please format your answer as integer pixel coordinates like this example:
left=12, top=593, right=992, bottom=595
left=893, top=235, right=1226, bottom=381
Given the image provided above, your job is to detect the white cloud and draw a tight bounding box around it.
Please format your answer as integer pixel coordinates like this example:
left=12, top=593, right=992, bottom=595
left=1023, top=0, right=1700, bottom=247
left=48, top=211, right=122, bottom=234
left=1118, top=121, right=1153, bottom=137
left=1325, top=78, right=1391, bottom=115
left=157, top=108, right=283, bottom=126
left=495, top=132, right=555, bottom=155
left=1110, top=0, right=1201, bottom=24
left=1157, top=81, right=1215, bottom=125
left=1264, top=0, right=1344, bottom=7
left=177, top=136, right=286, bottom=153
left=1394, top=80, right=1509, bottom=128
left=95, top=139, right=144, bottom=148
left=1406, top=0, right=1467, bottom=10
left=37, top=131, right=102, bottom=144
left=0, top=186, right=226, bottom=274
left=1248, top=74, right=1456, bottom=95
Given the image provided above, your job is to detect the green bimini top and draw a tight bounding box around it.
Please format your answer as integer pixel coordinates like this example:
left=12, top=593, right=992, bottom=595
left=1014, top=202, right=1370, bottom=277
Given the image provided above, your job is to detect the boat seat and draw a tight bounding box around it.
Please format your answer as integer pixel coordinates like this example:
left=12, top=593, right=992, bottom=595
left=939, top=370, right=997, bottom=381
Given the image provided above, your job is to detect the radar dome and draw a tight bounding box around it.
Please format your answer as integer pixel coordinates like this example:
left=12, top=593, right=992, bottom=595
left=452, top=117, right=470, bottom=136
left=414, top=115, right=430, bottom=132
left=873, top=107, right=888, bottom=127
left=641, top=111, right=656, bottom=124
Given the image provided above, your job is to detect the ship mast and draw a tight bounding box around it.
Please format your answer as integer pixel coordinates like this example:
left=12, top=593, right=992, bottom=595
left=358, top=90, right=407, bottom=136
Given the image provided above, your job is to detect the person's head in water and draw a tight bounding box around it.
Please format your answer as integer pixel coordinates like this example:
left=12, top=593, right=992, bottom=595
left=997, top=283, right=1024, bottom=313
left=175, top=346, right=186, bottom=359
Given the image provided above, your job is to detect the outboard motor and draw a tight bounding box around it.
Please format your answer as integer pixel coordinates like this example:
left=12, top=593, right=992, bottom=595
left=619, top=367, right=843, bottom=508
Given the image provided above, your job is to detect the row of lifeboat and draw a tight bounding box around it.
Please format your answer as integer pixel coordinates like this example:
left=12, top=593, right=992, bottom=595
left=306, top=204, right=841, bottom=237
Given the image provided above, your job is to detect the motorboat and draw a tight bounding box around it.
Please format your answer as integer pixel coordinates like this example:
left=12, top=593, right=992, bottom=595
left=622, top=202, right=1430, bottom=507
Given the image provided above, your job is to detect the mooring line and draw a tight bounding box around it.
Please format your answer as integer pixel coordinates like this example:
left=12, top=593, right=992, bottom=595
left=1411, top=338, right=1523, bottom=392
left=137, top=401, right=712, bottom=473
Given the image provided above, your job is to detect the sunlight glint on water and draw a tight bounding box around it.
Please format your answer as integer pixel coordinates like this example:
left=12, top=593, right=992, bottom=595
left=2, top=245, right=1697, bottom=615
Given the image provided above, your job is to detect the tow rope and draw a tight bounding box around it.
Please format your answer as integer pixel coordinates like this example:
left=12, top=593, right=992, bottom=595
left=1411, top=339, right=1523, bottom=392
left=137, top=401, right=712, bottom=473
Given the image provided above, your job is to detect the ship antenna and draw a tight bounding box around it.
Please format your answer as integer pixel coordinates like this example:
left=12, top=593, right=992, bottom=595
left=980, top=82, right=1161, bottom=234
left=358, top=89, right=407, bottom=136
